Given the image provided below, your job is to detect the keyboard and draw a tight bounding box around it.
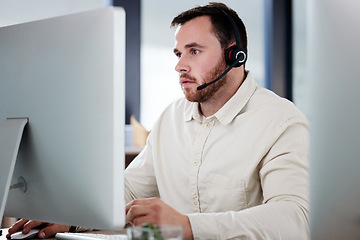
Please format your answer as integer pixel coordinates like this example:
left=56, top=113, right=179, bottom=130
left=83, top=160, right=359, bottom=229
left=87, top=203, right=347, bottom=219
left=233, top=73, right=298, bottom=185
left=55, top=232, right=128, bottom=240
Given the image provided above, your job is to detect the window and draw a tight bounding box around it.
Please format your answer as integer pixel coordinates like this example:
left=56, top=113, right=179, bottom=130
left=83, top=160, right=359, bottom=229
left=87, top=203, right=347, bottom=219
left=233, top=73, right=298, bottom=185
left=292, top=0, right=309, bottom=116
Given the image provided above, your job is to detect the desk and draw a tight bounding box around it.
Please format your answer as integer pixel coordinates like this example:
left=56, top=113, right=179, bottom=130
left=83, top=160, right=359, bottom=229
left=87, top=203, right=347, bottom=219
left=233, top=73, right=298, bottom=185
left=0, top=228, right=127, bottom=240
left=1, top=228, right=11, bottom=240
left=125, top=146, right=142, bottom=168
left=0, top=229, right=4, bottom=240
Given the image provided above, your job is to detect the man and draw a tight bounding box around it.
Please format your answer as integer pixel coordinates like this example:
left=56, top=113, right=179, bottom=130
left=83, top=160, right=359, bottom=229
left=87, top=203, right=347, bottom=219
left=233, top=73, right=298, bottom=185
left=8, top=2, right=309, bottom=239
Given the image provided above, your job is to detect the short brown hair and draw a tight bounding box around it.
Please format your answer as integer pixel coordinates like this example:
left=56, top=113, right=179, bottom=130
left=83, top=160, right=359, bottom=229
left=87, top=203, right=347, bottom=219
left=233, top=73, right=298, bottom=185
left=171, top=2, right=247, bottom=54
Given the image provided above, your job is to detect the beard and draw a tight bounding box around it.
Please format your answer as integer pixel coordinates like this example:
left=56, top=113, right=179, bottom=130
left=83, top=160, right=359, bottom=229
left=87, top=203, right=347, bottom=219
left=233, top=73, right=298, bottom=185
left=180, top=60, right=228, bottom=103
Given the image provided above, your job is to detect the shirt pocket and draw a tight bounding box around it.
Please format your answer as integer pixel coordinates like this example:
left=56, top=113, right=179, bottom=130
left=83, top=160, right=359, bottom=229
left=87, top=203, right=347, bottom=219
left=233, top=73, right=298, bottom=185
left=199, top=173, right=248, bottom=212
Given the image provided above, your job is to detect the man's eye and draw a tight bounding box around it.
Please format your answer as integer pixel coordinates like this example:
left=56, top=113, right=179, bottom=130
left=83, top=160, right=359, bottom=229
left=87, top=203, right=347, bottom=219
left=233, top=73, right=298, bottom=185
left=175, top=52, right=182, bottom=58
left=192, top=49, right=200, bottom=55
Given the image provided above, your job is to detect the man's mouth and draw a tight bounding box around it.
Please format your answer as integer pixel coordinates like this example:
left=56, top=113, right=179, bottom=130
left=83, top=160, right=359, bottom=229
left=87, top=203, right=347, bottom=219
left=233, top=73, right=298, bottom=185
left=180, top=79, right=194, bottom=84
left=179, top=74, right=197, bottom=86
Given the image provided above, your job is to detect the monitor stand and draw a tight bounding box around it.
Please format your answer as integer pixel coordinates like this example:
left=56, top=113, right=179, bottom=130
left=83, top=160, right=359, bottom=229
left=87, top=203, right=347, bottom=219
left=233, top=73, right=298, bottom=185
left=0, top=118, right=28, bottom=227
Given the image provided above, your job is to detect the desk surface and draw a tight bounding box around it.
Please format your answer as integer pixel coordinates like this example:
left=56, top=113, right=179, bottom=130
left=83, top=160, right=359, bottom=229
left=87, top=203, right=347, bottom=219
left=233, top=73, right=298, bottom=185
left=0, top=228, right=126, bottom=240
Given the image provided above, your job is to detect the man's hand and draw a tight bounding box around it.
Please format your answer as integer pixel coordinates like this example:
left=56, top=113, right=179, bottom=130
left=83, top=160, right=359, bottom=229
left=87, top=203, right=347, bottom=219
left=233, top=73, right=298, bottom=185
left=6, top=219, right=71, bottom=239
left=126, top=198, right=193, bottom=240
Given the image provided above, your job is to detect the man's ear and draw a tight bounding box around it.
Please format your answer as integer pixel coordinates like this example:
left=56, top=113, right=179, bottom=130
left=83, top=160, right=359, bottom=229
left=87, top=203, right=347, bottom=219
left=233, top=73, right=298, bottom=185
left=226, top=42, right=237, bottom=50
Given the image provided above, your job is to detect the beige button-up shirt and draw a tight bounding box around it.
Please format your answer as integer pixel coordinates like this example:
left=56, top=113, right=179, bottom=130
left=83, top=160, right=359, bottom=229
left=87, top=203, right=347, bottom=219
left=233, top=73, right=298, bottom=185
left=125, top=71, right=309, bottom=239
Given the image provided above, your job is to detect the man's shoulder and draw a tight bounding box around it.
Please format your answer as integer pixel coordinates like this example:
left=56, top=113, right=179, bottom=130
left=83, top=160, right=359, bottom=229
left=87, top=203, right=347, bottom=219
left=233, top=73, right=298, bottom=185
left=249, top=86, right=307, bottom=122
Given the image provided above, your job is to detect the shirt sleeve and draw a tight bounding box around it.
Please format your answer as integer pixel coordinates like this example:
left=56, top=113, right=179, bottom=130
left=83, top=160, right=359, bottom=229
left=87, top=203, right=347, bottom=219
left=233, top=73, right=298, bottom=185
left=124, top=132, right=160, bottom=203
left=187, top=120, right=309, bottom=240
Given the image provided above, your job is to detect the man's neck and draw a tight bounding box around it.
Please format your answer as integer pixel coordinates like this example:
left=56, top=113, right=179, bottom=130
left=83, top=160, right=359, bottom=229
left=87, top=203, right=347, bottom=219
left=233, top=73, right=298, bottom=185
left=199, top=97, right=227, bottom=117
left=199, top=70, right=246, bottom=117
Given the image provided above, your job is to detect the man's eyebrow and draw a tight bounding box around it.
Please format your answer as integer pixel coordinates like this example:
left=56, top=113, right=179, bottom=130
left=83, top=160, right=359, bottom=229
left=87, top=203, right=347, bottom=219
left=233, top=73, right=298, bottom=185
left=184, top=42, right=205, bottom=49
left=173, top=42, right=206, bottom=54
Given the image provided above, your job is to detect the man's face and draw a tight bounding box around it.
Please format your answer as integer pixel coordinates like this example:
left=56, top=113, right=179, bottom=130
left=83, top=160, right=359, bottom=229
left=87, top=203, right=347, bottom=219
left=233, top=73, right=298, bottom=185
left=173, top=16, right=228, bottom=103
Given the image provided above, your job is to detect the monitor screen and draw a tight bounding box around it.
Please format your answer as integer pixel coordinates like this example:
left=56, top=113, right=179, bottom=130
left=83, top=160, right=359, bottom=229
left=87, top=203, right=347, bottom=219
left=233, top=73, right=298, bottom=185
left=0, top=7, right=126, bottom=230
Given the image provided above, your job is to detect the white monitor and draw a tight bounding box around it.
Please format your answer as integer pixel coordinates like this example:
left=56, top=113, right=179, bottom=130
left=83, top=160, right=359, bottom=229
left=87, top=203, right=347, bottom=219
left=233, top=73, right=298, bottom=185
left=0, top=7, right=126, bottom=230
left=308, top=0, right=360, bottom=239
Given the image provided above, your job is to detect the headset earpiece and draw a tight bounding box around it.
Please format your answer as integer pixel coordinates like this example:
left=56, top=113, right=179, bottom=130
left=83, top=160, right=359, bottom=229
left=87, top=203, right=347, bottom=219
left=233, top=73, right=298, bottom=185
left=215, top=7, right=247, bottom=68
left=197, top=6, right=247, bottom=90
left=225, top=45, right=247, bottom=67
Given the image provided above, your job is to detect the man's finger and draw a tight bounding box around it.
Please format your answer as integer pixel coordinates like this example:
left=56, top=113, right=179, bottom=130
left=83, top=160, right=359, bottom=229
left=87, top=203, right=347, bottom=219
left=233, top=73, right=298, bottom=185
left=126, top=198, right=152, bottom=214
left=6, top=219, right=29, bottom=238
left=126, top=198, right=161, bottom=213
left=23, top=220, right=46, bottom=234
left=38, top=224, right=71, bottom=239
left=126, top=204, right=156, bottom=224
left=131, top=215, right=156, bottom=226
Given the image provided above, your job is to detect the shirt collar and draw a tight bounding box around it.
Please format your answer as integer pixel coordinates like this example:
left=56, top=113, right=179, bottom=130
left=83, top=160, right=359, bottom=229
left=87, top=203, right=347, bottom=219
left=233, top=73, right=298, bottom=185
left=184, top=71, right=257, bottom=125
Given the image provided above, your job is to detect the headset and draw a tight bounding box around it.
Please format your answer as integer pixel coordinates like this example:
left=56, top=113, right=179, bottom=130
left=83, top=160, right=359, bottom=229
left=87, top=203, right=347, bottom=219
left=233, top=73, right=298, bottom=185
left=197, top=7, right=247, bottom=90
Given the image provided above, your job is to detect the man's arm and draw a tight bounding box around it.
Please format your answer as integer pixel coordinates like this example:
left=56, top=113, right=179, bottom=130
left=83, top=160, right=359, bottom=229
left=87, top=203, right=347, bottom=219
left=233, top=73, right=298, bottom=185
left=124, top=138, right=160, bottom=203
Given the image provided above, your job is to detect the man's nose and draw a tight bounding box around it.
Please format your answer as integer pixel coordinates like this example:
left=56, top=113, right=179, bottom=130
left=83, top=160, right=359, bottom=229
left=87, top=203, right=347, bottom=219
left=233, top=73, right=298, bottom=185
left=175, top=56, right=190, bottom=73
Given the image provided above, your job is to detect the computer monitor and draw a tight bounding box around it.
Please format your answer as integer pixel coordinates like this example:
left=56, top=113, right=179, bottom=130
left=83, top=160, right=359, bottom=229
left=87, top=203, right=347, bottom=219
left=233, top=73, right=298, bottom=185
left=308, top=0, right=360, bottom=239
left=0, top=7, right=126, bottom=230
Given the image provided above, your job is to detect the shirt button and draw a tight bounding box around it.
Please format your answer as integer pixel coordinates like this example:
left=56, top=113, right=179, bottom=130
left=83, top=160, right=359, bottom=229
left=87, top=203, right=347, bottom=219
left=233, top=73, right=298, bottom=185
left=205, top=122, right=210, bottom=128
left=193, top=198, right=198, bottom=205
left=193, top=161, right=198, bottom=166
